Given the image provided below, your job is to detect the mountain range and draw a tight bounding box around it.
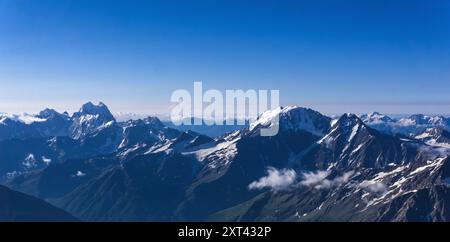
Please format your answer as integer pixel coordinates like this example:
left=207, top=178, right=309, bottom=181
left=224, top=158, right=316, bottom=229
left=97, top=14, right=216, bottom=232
left=1, top=102, right=449, bottom=221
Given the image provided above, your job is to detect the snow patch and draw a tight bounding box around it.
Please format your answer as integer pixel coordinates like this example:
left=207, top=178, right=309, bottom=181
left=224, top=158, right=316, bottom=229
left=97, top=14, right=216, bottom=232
left=42, top=156, right=52, bottom=165
left=22, top=154, right=37, bottom=169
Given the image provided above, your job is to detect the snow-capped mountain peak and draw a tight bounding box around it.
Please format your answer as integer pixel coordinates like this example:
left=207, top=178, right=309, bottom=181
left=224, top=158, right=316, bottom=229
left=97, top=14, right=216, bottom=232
left=415, top=127, right=450, bottom=146
left=398, top=114, right=449, bottom=127
left=399, top=114, right=429, bottom=126
left=324, top=113, right=368, bottom=143
left=73, top=102, right=115, bottom=121
left=250, top=106, right=331, bottom=136
left=359, top=112, right=394, bottom=124
left=69, top=102, right=117, bottom=139
left=143, top=116, right=165, bottom=128
left=337, top=113, right=364, bottom=126
left=37, top=108, right=69, bottom=120
left=356, top=111, right=450, bottom=137
left=250, top=106, right=288, bottom=128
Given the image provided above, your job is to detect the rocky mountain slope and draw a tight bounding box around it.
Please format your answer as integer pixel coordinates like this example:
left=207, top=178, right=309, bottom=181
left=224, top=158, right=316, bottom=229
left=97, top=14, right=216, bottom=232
left=0, top=185, right=77, bottom=221
left=2, top=104, right=449, bottom=221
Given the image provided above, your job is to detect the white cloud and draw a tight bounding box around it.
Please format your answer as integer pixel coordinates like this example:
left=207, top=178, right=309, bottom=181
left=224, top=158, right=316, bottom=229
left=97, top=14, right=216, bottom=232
left=300, top=170, right=354, bottom=190
left=0, top=113, right=47, bottom=125
left=299, top=170, right=329, bottom=188
left=248, top=167, right=355, bottom=192
left=249, top=167, right=297, bottom=191
left=359, top=180, right=387, bottom=194
left=73, top=170, right=86, bottom=177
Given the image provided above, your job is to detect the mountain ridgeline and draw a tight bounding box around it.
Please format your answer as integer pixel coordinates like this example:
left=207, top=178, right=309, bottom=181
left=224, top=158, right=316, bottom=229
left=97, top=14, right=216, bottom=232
left=1, top=102, right=449, bottom=221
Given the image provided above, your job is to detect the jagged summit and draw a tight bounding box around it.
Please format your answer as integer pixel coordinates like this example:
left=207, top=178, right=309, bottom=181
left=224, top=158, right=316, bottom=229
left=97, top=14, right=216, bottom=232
left=250, top=106, right=332, bottom=136
left=143, top=116, right=165, bottom=128
left=72, top=102, right=115, bottom=121
left=415, top=127, right=450, bottom=144
left=400, top=114, right=449, bottom=127
left=69, top=102, right=116, bottom=140
left=335, top=113, right=366, bottom=128
left=360, top=112, right=394, bottom=123
left=318, top=112, right=370, bottom=149
left=2, top=102, right=450, bottom=222
left=37, top=108, right=69, bottom=119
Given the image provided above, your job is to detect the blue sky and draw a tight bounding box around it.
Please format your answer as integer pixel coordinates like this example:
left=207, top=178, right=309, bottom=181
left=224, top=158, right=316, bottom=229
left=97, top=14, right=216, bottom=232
left=0, top=0, right=449, bottom=115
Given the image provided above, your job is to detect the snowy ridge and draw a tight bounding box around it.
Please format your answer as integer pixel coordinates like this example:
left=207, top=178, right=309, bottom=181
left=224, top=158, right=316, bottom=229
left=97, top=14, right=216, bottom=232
left=250, top=106, right=331, bottom=136
left=3, top=103, right=450, bottom=222
left=360, top=112, right=394, bottom=124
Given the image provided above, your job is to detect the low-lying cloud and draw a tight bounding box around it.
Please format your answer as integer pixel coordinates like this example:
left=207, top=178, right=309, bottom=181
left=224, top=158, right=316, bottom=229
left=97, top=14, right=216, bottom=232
left=248, top=167, right=297, bottom=191
left=359, top=180, right=387, bottom=194
left=300, top=170, right=355, bottom=190
left=249, top=167, right=355, bottom=192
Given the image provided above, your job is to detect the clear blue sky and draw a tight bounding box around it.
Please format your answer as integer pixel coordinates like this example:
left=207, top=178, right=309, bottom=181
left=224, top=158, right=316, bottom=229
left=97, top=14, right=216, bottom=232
left=1, top=0, right=449, bottom=115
